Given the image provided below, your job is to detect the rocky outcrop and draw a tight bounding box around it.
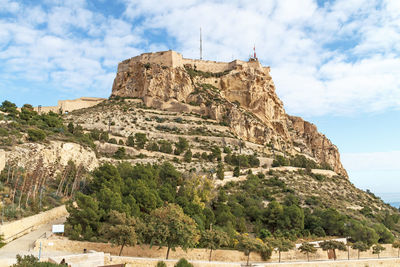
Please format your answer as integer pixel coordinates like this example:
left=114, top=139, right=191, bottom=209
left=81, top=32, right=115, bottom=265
left=111, top=51, right=347, bottom=177
left=5, top=141, right=99, bottom=173
left=288, top=116, right=348, bottom=177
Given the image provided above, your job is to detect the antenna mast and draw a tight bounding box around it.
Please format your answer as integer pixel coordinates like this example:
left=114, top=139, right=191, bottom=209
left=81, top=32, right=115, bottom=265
left=200, top=27, right=203, bottom=60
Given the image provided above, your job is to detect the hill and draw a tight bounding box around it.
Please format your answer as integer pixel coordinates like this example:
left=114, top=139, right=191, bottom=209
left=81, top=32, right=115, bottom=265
left=0, top=51, right=399, bottom=262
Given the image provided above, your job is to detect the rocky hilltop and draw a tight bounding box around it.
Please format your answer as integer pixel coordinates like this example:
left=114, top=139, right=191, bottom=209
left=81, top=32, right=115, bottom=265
left=111, top=51, right=347, bottom=176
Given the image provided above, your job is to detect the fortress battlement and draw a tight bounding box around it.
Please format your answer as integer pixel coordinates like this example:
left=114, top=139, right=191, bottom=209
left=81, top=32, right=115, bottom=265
left=118, top=50, right=270, bottom=74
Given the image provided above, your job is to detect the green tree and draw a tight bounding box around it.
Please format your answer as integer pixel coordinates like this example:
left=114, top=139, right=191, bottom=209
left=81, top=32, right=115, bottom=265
left=27, top=128, right=46, bottom=141
left=270, top=237, right=294, bottom=263
left=174, top=258, right=193, bottom=267
left=20, top=104, right=37, bottom=121
left=348, top=221, right=378, bottom=246
left=233, top=166, right=240, bottom=177
left=147, top=141, right=159, bottom=151
left=100, top=131, right=109, bottom=142
left=200, top=228, right=229, bottom=261
left=236, top=233, right=270, bottom=266
left=392, top=239, right=400, bottom=258
left=12, top=254, right=64, bottom=267
left=1, top=100, right=18, bottom=115
left=372, top=244, right=385, bottom=259
left=216, top=163, right=224, bottom=180
left=264, top=201, right=284, bottom=233
left=146, top=204, right=200, bottom=259
left=351, top=241, right=370, bottom=260
left=183, top=150, right=192, bottom=163
left=135, top=133, right=147, bottom=149
left=65, top=193, right=103, bottom=240
left=175, top=137, right=189, bottom=155
left=67, top=122, right=74, bottom=134
left=114, top=147, right=126, bottom=159
left=126, top=135, right=135, bottom=147
left=101, top=210, right=141, bottom=256
left=298, top=242, right=317, bottom=262
left=319, top=240, right=347, bottom=260
left=156, top=261, right=167, bottom=267
left=159, top=140, right=173, bottom=153
left=372, top=223, right=394, bottom=244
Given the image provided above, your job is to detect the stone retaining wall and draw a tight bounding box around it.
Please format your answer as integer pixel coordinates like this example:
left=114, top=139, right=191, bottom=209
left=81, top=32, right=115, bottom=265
left=0, top=205, right=68, bottom=242
left=34, top=237, right=400, bottom=264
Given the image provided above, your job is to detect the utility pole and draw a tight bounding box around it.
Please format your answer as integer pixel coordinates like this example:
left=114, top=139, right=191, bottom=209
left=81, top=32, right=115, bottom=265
left=200, top=27, right=203, bottom=60
left=108, top=117, right=112, bottom=133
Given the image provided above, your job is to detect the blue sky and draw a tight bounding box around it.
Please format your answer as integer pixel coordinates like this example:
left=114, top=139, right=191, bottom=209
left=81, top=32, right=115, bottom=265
left=0, top=0, right=399, bottom=196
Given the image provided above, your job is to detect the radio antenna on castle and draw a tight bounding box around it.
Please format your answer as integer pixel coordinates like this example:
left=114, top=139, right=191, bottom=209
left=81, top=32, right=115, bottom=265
left=200, top=27, right=203, bottom=60
left=253, top=44, right=257, bottom=60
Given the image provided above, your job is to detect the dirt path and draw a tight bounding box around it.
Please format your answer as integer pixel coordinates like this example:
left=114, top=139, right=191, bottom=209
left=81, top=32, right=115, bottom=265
left=0, top=216, right=72, bottom=266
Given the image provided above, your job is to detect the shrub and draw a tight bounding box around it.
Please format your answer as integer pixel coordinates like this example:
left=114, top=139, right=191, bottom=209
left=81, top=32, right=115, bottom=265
left=183, top=150, right=192, bottom=163
left=126, top=135, right=134, bottom=147
left=135, top=133, right=147, bottom=149
left=27, top=128, right=46, bottom=142
left=233, top=166, right=240, bottom=177
left=159, top=140, right=173, bottom=154
left=100, top=132, right=109, bottom=142
left=108, top=138, right=117, bottom=144
left=272, top=155, right=289, bottom=167
left=0, top=128, right=8, bottom=136
left=156, top=261, right=167, bottom=267
left=174, top=258, right=193, bottom=267
left=147, top=142, right=159, bottom=152
left=114, top=147, right=126, bottom=159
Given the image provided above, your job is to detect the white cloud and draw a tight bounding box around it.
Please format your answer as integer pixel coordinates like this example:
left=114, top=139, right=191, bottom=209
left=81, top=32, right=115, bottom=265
left=0, top=0, right=399, bottom=117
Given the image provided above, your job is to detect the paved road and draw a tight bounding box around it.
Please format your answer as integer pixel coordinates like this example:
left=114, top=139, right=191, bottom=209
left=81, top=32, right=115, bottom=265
left=0, top=216, right=72, bottom=266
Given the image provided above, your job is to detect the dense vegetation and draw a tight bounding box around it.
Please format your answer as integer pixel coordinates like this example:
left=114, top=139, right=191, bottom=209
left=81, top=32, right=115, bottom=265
left=2, top=99, right=400, bottom=263
left=65, top=161, right=399, bottom=260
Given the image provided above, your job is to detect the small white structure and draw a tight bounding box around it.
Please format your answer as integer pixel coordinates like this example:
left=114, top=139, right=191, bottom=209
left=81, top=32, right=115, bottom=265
left=52, top=224, right=65, bottom=233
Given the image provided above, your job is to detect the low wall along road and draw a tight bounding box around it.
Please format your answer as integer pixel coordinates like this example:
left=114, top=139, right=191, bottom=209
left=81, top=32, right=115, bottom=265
left=0, top=205, right=68, bottom=243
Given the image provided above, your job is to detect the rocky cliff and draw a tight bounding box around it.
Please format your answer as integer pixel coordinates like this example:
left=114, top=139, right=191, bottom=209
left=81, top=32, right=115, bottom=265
left=111, top=51, right=347, bottom=177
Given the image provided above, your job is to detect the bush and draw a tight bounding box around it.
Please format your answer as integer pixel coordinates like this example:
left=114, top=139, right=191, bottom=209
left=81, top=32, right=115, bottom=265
left=0, top=128, right=8, bottom=136
left=135, top=133, right=147, bottom=149
left=27, top=128, right=46, bottom=142
left=174, top=258, right=193, bottom=267
left=233, top=166, right=240, bottom=177
left=156, top=261, right=167, bottom=267
left=147, top=142, right=159, bottom=151
left=183, top=150, right=192, bottom=163
left=12, top=254, right=64, bottom=266
left=100, top=132, right=109, bottom=142
left=108, top=138, right=117, bottom=144
left=159, top=140, right=173, bottom=154
left=114, top=147, right=126, bottom=159
left=272, top=155, right=289, bottom=167
left=126, top=135, right=134, bottom=147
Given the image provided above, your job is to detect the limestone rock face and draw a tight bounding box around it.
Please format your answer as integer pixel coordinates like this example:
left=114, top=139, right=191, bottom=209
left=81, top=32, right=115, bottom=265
left=5, top=141, right=99, bottom=172
left=288, top=116, right=348, bottom=177
left=112, top=62, right=193, bottom=102
left=111, top=51, right=347, bottom=177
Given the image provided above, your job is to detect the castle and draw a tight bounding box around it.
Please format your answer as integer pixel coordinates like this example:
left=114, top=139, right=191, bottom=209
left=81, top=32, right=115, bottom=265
left=32, top=97, right=106, bottom=114
left=117, top=50, right=271, bottom=74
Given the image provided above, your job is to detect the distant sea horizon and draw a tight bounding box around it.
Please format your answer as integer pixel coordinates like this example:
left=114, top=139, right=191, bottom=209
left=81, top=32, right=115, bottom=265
left=375, top=192, right=400, bottom=209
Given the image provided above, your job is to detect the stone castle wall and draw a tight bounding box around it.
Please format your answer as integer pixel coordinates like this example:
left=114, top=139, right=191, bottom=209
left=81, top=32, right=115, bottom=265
left=33, top=97, right=105, bottom=114
left=118, top=50, right=269, bottom=74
